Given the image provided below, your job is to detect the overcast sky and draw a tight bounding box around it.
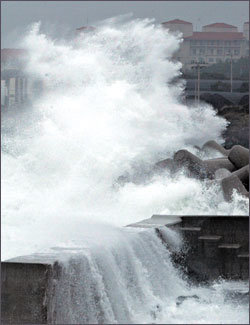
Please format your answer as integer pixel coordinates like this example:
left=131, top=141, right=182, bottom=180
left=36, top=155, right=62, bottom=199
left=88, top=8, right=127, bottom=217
left=1, top=1, right=249, bottom=48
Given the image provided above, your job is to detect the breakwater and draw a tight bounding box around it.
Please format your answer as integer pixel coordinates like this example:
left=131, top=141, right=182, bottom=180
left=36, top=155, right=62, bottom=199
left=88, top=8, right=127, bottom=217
left=154, top=140, right=249, bottom=202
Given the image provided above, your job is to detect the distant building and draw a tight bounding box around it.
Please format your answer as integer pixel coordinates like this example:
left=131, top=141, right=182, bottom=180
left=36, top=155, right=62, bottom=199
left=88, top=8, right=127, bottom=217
left=161, top=19, right=193, bottom=37
left=162, top=20, right=249, bottom=70
left=243, top=22, right=249, bottom=40
left=1, top=49, right=42, bottom=109
left=1, top=48, right=27, bottom=70
left=202, top=22, right=238, bottom=33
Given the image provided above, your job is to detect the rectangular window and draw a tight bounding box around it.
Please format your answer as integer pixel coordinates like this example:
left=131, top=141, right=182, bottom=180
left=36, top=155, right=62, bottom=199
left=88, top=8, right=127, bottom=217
left=209, top=58, right=214, bottom=62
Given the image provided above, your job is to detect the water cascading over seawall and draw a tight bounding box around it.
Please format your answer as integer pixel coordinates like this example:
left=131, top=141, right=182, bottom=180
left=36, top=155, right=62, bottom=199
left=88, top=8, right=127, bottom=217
left=2, top=227, right=249, bottom=324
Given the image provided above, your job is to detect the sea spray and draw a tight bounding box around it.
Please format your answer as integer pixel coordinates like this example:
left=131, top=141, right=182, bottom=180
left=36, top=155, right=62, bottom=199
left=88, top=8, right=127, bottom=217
left=1, top=17, right=248, bottom=261
left=44, top=227, right=248, bottom=324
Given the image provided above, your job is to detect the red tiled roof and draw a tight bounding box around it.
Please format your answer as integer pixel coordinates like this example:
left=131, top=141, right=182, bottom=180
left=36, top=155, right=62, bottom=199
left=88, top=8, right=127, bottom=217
left=1, top=49, right=27, bottom=62
left=203, top=23, right=237, bottom=28
left=162, top=19, right=192, bottom=25
left=184, top=32, right=245, bottom=40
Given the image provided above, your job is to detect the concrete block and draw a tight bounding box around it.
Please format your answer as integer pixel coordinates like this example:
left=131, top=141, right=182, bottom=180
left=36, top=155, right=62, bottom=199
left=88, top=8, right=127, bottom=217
left=202, top=140, right=229, bottom=156
left=174, top=149, right=213, bottom=179
left=232, top=165, right=249, bottom=191
left=228, top=145, right=249, bottom=169
left=221, top=174, right=249, bottom=201
left=204, top=158, right=235, bottom=173
left=214, top=168, right=232, bottom=180
left=154, top=158, right=176, bottom=173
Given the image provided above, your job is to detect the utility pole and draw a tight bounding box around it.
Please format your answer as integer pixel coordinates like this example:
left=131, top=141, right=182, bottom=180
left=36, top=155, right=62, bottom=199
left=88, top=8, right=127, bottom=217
left=197, top=62, right=200, bottom=106
left=230, top=54, right=233, bottom=93
left=194, top=80, right=197, bottom=105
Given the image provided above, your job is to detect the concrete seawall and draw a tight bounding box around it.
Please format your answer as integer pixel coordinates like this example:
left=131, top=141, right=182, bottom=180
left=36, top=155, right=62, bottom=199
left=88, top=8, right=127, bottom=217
left=128, top=215, right=249, bottom=282
left=1, top=215, right=249, bottom=324
left=1, top=256, right=62, bottom=324
left=168, top=216, right=249, bottom=282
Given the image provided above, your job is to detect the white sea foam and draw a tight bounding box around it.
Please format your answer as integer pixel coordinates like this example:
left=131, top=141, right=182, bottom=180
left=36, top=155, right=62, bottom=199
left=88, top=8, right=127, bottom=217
left=2, top=17, right=248, bottom=260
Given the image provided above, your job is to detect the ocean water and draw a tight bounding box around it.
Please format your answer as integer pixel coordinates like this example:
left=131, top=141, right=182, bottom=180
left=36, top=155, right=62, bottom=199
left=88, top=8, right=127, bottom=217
left=1, top=17, right=248, bottom=323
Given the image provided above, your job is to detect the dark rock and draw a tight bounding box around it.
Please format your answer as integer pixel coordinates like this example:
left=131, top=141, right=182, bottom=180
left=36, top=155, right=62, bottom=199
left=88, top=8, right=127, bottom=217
left=221, top=174, right=249, bottom=201
left=176, top=295, right=199, bottom=306
left=200, top=93, right=233, bottom=109
left=217, top=106, right=249, bottom=149
left=239, top=95, right=249, bottom=106
left=194, top=145, right=201, bottom=151
left=228, top=145, right=249, bottom=169
left=202, top=140, right=229, bottom=156
left=224, top=291, right=249, bottom=304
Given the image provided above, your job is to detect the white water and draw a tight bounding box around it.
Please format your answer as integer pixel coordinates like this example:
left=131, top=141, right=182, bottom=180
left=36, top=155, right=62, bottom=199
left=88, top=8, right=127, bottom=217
left=1, top=17, right=249, bottom=323
left=40, top=227, right=248, bottom=324
left=2, top=17, right=248, bottom=260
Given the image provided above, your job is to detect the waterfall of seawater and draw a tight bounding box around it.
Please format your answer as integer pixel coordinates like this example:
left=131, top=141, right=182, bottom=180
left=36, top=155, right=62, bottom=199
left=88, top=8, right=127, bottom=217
left=44, top=227, right=248, bottom=324
left=1, top=17, right=248, bottom=323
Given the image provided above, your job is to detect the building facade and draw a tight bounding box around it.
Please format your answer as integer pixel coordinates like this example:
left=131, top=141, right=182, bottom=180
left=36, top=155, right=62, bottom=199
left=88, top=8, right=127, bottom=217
left=162, top=20, right=249, bottom=70
left=1, top=49, right=41, bottom=109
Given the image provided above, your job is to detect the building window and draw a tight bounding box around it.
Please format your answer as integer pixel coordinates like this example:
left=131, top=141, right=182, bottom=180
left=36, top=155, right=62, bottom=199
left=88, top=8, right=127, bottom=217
left=209, top=58, right=214, bottom=62
left=234, top=49, right=240, bottom=55
left=192, top=48, right=196, bottom=55
left=217, top=49, right=223, bottom=55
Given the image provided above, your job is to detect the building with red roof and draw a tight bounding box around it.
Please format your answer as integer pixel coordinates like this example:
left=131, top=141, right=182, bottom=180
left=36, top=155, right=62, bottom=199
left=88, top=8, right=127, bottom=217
left=202, top=23, right=238, bottom=33
left=162, top=19, right=193, bottom=37
left=161, top=19, right=249, bottom=70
